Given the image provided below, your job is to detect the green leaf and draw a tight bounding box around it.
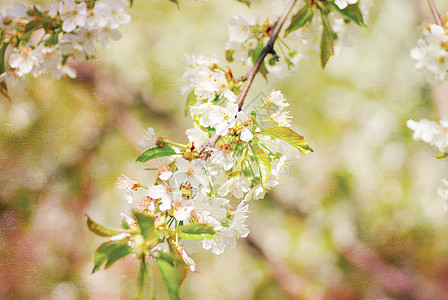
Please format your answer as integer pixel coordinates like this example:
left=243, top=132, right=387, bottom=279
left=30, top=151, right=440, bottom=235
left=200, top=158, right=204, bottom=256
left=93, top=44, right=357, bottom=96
left=156, top=253, right=187, bottom=300
left=284, top=4, right=314, bottom=36
left=133, top=211, right=156, bottom=240
left=184, top=91, right=197, bottom=116
left=249, top=42, right=269, bottom=79
left=235, top=0, right=251, bottom=6
left=87, top=215, right=121, bottom=237
left=169, top=0, right=179, bottom=8
left=93, top=240, right=132, bottom=273
left=434, top=152, right=448, bottom=159
left=259, top=126, right=313, bottom=154
left=251, top=144, right=271, bottom=186
left=175, top=223, right=217, bottom=240
left=331, top=3, right=366, bottom=27
left=0, top=42, right=10, bottom=101
left=44, top=30, right=59, bottom=46
left=319, top=10, right=337, bottom=68
left=136, top=144, right=177, bottom=162
left=136, top=258, right=148, bottom=299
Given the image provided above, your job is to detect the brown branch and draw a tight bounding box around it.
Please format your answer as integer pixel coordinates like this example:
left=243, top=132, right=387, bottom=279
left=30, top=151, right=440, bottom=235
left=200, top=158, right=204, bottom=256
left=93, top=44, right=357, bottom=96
left=201, top=0, right=298, bottom=158
left=427, top=0, right=445, bottom=28
left=236, top=0, right=298, bottom=109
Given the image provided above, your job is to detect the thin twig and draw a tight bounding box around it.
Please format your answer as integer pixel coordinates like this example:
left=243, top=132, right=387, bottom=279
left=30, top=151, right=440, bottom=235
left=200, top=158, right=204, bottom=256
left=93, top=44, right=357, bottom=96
left=236, top=0, right=298, bottom=109
left=427, top=0, right=445, bottom=28
left=201, top=0, right=298, bottom=158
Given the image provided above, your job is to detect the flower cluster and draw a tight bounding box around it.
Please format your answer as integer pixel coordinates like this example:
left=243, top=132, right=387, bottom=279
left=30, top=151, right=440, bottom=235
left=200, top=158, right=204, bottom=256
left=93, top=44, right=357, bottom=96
left=407, top=116, right=448, bottom=154
left=0, top=0, right=130, bottom=84
left=88, top=51, right=313, bottom=291
left=411, top=23, right=448, bottom=83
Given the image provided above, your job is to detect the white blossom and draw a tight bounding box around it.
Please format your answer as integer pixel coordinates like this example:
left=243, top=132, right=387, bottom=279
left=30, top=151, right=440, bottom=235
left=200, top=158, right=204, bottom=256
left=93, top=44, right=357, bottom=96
left=334, top=0, right=358, bottom=10
left=138, top=127, right=158, bottom=150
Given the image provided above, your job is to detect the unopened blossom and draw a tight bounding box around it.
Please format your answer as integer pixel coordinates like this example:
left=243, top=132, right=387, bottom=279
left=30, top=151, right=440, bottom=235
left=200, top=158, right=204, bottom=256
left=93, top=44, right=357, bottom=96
left=116, top=174, right=140, bottom=204
left=138, top=127, right=158, bottom=150
left=335, top=0, right=358, bottom=10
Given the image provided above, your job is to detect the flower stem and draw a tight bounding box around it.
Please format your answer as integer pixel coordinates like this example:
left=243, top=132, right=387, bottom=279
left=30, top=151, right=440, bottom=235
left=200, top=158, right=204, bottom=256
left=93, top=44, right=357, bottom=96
left=427, top=0, right=445, bottom=28
left=236, top=0, right=298, bottom=110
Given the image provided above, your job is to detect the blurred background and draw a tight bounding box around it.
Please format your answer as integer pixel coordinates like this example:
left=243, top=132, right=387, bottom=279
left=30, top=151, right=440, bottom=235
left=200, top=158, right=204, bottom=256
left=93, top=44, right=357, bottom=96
left=2, top=0, right=448, bottom=299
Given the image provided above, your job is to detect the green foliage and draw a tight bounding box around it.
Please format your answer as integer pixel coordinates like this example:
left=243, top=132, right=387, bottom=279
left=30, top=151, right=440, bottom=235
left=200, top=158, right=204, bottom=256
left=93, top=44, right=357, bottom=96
left=259, top=126, right=313, bottom=154
left=329, top=3, right=366, bottom=27
left=184, top=91, right=197, bottom=116
left=156, top=253, right=187, bottom=300
left=235, top=0, right=251, bottom=7
left=284, top=3, right=314, bottom=37
left=44, top=31, right=60, bottom=47
left=136, top=258, right=149, bottom=299
left=434, top=152, right=448, bottom=159
left=319, top=9, right=337, bottom=69
left=136, top=144, right=177, bottom=162
left=175, top=223, right=217, bottom=240
left=251, top=144, right=271, bottom=186
left=92, top=240, right=132, bottom=273
left=86, top=215, right=121, bottom=237
left=133, top=211, right=156, bottom=240
left=249, top=42, right=269, bottom=79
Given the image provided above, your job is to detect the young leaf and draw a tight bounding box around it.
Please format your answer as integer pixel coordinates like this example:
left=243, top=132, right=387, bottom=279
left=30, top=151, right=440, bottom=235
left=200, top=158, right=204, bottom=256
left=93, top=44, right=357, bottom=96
left=284, top=4, right=314, bottom=37
left=249, top=42, right=269, bottom=79
left=87, top=215, right=121, bottom=237
left=251, top=144, right=271, bottom=186
left=319, top=10, right=337, bottom=68
left=136, top=258, right=148, bottom=299
left=93, top=240, right=132, bottom=273
left=259, top=126, right=313, bottom=154
left=184, top=91, right=197, bottom=116
left=133, top=211, right=156, bottom=240
left=175, top=223, right=216, bottom=240
left=235, top=0, right=251, bottom=7
left=434, top=152, right=448, bottom=159
left=0, top=42, right=11, bottom=101
left=156, top=253, right=187, bottom=300
left=136, top=144, right=177, bottom=162
left=332, top=3, right=366, bottom=27
left=169, top=0, right=179, bottom=8
left=44, top=30, right=59, bottom=47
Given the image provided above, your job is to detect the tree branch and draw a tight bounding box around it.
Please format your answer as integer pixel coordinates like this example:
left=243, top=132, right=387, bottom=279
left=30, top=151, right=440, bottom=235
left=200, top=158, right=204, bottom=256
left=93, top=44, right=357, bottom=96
left=427, top=0, right=445, bottom=28
left=201, top=0, right=298, bottom=158
left=236, top=0, right=298, bottom=109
